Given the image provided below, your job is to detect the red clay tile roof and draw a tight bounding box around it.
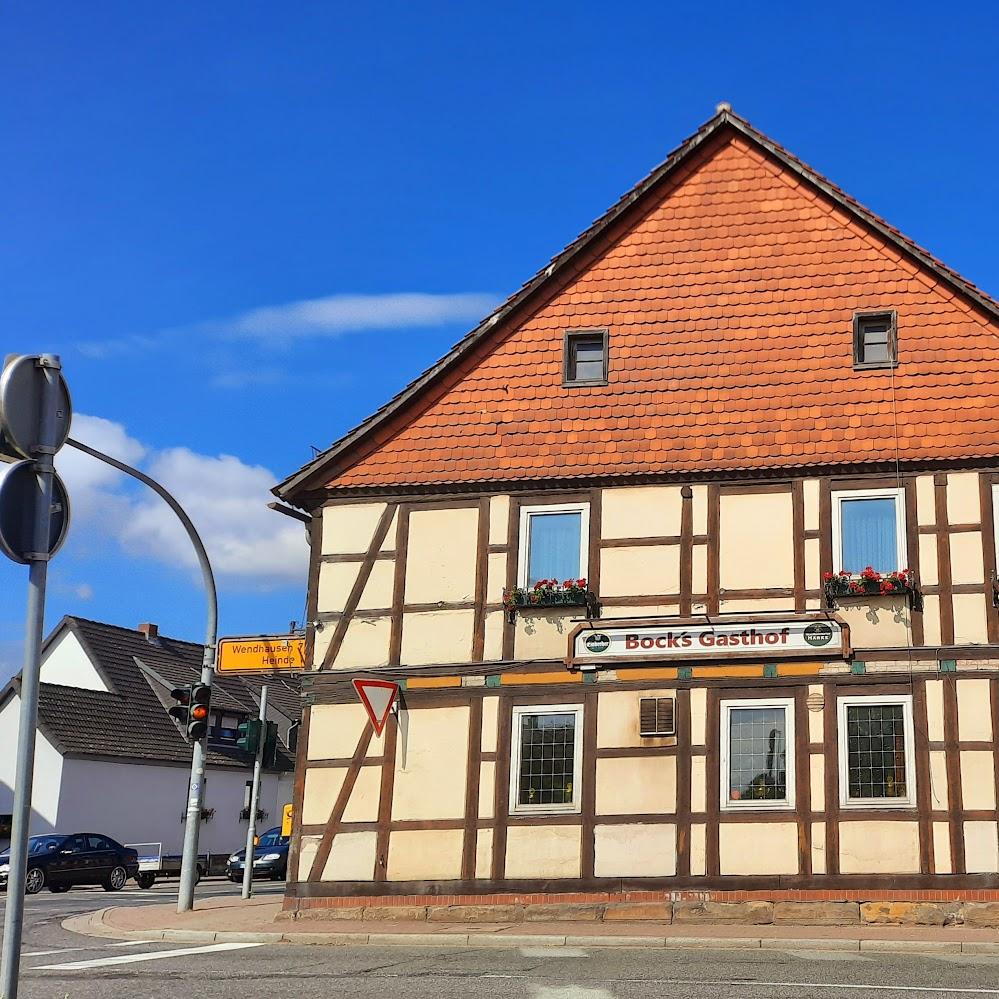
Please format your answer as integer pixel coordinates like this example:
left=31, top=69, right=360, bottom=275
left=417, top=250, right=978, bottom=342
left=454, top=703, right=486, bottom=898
left=276, top=110, right=999, bottom=502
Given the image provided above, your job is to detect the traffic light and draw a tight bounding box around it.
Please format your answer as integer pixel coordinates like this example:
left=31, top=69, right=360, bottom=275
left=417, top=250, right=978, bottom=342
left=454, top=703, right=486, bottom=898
left=188, top=683, right=211, bottom=741
left=169, top=685, right=192, bottom=727
left=262, top=721, right=279, bottom=768
left=236, top=718, right=262, bottom=754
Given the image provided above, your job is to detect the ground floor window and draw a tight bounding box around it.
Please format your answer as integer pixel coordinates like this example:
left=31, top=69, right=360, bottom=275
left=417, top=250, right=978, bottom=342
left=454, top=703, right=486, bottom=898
left=510, top=704, right=583, bottom=814
left=720, top=698, right=795, bottom=810
left=838, top=695, right=915, bottom=807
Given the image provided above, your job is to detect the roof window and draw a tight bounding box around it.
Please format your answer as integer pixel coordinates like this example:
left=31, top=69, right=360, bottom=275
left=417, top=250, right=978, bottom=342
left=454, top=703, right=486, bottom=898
left=564, top=330, right=608, bottom=386
left=853, top=311, right=897, bottom=369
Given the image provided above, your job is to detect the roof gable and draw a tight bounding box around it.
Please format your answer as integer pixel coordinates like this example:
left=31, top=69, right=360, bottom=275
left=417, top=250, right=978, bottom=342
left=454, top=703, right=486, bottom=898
left=277, top=110, right=999, bottom=501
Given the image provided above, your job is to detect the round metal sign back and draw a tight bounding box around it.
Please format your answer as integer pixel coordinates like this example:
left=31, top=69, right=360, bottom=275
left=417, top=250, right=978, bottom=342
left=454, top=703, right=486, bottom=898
left=0, top=355, right=72, bottom=460
left=0, top=460, right=71, bottom=564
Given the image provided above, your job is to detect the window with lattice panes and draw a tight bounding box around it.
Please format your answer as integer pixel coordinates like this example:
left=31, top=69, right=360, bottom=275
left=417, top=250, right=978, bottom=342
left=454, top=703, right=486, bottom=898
left=510, top=705, right=583, bottom=814
left=720, top=698, right=795, bottom=810
left=838, top=695, right=915, bottom=807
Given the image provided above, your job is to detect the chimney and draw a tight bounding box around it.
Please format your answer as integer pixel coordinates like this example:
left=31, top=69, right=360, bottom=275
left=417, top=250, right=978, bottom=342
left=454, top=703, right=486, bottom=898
left=138, top=622, right=159, bottom=643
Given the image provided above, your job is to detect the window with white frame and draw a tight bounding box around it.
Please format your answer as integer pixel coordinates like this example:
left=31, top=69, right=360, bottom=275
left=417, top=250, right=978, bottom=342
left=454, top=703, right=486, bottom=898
left=510, top=704, right=584, bottom=814
left=518, top=503, right=589, bottom=588
left=721, top=698, right=795, bottom=809
left=838, top=695, right=915, bottom=808
left=831, top=488, right=906, bottom=574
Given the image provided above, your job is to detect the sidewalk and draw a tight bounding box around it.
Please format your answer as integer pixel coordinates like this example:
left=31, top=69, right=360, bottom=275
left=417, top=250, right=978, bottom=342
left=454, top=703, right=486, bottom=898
left=63, top=895, right=999, bottom=954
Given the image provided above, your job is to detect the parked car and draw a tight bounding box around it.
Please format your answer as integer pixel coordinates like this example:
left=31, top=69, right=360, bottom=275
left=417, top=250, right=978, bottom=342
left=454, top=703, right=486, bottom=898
left=226, top=826, right=289, bottom=882
left=0, top=833, right=139, bottom=895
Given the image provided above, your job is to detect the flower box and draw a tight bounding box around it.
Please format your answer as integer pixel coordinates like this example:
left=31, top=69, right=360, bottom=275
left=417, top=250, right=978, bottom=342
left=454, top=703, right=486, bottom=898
left=823, top=567, right=920, bottom=609
left=504, top=578, right=599, bottom=622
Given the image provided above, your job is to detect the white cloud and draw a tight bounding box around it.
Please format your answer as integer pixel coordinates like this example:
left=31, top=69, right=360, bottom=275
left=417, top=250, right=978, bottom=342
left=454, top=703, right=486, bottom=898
left=215, top=291, right=499, bottom=344
left=56, top=415, right=307, bottom=589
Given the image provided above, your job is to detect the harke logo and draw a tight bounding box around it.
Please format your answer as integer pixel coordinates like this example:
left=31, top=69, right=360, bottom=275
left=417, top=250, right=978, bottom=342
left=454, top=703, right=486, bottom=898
left=583, top=632, right=611, bottom=654
left=803, top=622, right=834, bottom=647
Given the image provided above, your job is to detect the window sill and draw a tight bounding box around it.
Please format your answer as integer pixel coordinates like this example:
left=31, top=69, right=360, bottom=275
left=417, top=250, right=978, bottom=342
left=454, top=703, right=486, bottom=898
left=721, top=801, right=795, bottom=812
left=563, top=379, right=609, bottom=388
left=840, top=800, right=916, bottom=811
left=509, top=805, right=581, bottom=817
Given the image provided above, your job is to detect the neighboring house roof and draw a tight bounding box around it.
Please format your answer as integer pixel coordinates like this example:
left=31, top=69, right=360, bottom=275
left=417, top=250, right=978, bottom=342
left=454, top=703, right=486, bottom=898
left=276, top=107, right=999, bottom=505
left=5, top=617, right=300, bottom=770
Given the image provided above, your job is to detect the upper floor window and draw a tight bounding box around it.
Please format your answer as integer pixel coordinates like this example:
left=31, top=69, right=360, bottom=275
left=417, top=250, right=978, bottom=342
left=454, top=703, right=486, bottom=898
left=831, top=487, right=905, bottom=574
left=518, top=503, right=589, bottom=587
left=564, top=329, right=608, bottom=385
left=853, top=311, right=897, bottom=369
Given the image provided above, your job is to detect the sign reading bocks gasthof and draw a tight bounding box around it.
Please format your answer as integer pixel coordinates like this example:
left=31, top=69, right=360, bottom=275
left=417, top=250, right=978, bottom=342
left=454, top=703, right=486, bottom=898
left=571, top=618, right=847, bottom=663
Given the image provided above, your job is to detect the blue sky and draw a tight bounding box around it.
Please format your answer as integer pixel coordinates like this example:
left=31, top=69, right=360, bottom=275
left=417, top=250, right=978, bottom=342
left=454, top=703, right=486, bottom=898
left=1, top=2, right=997, bottom=682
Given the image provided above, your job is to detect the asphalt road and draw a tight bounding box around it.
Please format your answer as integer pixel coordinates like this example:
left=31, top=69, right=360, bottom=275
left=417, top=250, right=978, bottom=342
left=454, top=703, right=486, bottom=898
left=4, top=883, right=999, bottom=998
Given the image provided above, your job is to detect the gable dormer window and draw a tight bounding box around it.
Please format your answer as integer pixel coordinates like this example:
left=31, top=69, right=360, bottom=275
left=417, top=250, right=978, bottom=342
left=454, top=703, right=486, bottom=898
left=564, top=329, right=608, bottom=385
left=853, top=311, right=897, bottom=369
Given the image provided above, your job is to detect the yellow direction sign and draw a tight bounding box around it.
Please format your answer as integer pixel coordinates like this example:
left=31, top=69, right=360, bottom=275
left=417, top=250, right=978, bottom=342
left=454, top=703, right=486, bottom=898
left=281, top=803, right=294, bottom=838
left=216, top=635, right=305, bottom=673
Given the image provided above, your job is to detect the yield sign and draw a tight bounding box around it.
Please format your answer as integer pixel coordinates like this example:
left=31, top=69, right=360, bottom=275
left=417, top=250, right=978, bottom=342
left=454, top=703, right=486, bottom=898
left=351, top=678, right=399, bottom=737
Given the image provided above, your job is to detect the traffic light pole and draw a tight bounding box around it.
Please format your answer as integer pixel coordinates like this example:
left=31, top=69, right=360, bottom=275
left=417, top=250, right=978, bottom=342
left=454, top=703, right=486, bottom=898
left=64, top=437, right=217, bottom=914
left=1, top=357, right=62, bottom=999
left=241, top=685, right=268, bottom=900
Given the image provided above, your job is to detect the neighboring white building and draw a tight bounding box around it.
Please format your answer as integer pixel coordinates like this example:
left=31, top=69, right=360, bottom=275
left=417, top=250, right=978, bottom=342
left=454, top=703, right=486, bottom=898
left=0, top=617, right=298, bottom=861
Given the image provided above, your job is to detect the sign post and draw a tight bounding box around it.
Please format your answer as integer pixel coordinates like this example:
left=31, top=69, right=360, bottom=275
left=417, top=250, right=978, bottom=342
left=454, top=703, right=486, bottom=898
left=0, top=354, right=72, bottom=999
left=241, top=685, right=268, bottom=900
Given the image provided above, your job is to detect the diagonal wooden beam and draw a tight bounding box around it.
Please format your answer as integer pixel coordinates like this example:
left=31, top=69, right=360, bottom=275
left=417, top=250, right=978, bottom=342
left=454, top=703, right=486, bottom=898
left=321, top=503, right=398, bottom=668
left=307, top=723, right=374, bottom=882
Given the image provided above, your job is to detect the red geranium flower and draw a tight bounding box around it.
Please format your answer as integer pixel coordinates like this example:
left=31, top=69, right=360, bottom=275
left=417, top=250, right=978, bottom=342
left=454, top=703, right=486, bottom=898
left=822, top=571, right=834, bottom=581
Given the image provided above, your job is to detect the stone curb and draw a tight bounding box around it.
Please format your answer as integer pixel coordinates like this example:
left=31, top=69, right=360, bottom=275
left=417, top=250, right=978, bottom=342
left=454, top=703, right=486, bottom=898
left=60, top=908, right=992, bottom=955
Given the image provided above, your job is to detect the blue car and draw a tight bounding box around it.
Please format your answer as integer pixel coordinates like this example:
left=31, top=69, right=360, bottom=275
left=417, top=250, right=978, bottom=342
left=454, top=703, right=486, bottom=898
left=226, top=827, right=289, bottom=882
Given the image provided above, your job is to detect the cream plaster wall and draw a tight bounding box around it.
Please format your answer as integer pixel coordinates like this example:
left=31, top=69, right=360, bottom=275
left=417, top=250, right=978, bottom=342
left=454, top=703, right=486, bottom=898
left=929, top=752, right=949, bottom=811
left=950, top=533, right=985, bottom=585
left=387, top=829, right=464, bottom=880
left=839, top=821, right=920, bottom=874
left=960, top=752, right=996, bottom=811
left=479, top=761, right=495, bottom=819
left=595, top=756, right=676, bottom=815
left=400, top=609, right=475, bottom=666
left=601, top=545, right=680, bottom=597
left=323, top=831, right=377, bottom=881
left=807, top=686, right=824, bottom=742
left=805, top=538, right=820, bottom=591
left=834, top=598, right=911, bottom=648
left=335, top=616, right=392, bottom=669
left=692, top=545, right=707, bottom=594
left=690, top=688, right=707, bottom=745
left=391, top=706, right=469, bottom=821
left=719, top=598, right=793, bottom=614
left=690, top=823, right=706, bottom=876
left=964, top=821, right=999, bottom=875
left=505, top=825, right=581, bottom=879
left=692, top=486, right=708, bottom=536
left=953, top=594, right=988, bottom=645
left=811, top=822, right=826, bottom=874
left=297, top=835, right=320, bottom=882
left=925, top=681, right=945, bottom=743
left=690, top=756, right=706, bottom=814
left=322, top=503, right=388, bottom=555
left=596, top=689, right=676, bottom=749
left=601, top=486, right=682, bottom=539
left=486, top=553, right=507, bottom=603
left=810, top=755, right=824, bottom=811
left=481, top=697, right=499, bottom=752
left=307, top=703, right=375, bottom=760
left=513, top=609, right=578, bottom=660
left=933, top=822, right=952, bottom=874
left=405, top=507, right=478, bottom=603
left=719, top=491, right=794, bottom=590
left=593, top=823, right=676, bottom=877
left=318, top=560, right=395, bottom=615
left=922, top=595, right=943, bottom=646
left=947, top=472, right=981, bottom=525
left=803, top=480, right=820, bottom=532
left=915, top=476, right=936, bottom=526
left=919, top=535, right=939, bottom=586
left=719, top=822, right=798, bottom=876
left=475, top=828, right=493, bottom=879
left=489, top=496, right=510, bottom=546
left=957, top=679, right=993, bottom=741
left=483, top=612, right=505, bottom=662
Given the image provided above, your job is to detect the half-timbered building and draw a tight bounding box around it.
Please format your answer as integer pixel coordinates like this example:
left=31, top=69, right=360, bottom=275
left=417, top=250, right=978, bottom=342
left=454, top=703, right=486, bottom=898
left=274, top=107, right=999, bottom=918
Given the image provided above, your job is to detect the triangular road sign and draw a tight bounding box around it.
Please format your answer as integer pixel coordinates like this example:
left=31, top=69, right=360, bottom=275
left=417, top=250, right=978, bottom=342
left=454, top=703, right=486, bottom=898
left=352, top=678, right=399, bottom=737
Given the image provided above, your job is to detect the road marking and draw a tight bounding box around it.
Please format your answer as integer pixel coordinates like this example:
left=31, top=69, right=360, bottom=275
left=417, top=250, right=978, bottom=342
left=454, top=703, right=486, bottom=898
left=33, top=941, right=263, bottom=971
left=23, top=940, right=155, bottom=957
left=520, top=947, right=588, bottom=958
